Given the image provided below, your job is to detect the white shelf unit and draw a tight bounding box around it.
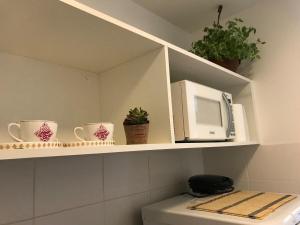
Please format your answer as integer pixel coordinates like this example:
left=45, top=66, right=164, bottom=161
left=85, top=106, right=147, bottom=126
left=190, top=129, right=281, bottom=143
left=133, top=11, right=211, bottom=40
left=168, top=46, right=251, bottom=90
left=0, top=142, right=259, bottom=161
left=167, top=47, right=259, bottom=142
left=0, top=0, right=259, bottom=160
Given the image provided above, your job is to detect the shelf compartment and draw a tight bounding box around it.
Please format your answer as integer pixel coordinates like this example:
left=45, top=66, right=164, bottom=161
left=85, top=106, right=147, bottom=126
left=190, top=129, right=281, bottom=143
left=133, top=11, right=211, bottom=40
left=97, top=47, right=174, bottom=144
left=0, top=47, right=173, bottom=145
left=0, top=142, right=259, bottom=160
left=0, top=0, right=162, bottom=73
left=167, top=47, right=259, bottom=143
left=168, top=46, right=251, bottom=91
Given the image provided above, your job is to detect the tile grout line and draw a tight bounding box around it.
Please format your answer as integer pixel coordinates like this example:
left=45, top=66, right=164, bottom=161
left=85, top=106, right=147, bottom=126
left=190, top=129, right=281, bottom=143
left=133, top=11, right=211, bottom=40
left=146, top=151, right=152, bottom=203
left=33, top=201, right=104, bottom=221
left=244, top=152, right=251, bottom=190
left=102, top=155, right=106, bottom=225
left=33, top=190, right=158, bottom=221
left=147, top=151, right=151, bottom=193
left=180, top=150, right=187, bottom=181
left=33, top=159, right=37, bottom=225
left=101, top=155, right=105, bottom=201
left=1, top=218, right=34, bottom=225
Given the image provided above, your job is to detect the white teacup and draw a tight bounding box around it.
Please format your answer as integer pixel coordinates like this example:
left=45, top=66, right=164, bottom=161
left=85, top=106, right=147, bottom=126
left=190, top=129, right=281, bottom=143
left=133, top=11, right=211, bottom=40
left=74, top=123, right=114, bottom=142
left=8, top=120, right=58, bottom=142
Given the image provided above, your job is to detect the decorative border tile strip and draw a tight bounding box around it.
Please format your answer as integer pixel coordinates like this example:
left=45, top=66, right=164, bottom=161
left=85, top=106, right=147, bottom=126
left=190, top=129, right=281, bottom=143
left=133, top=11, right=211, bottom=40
left=63, top=140, right=115, bottom=148
left=0, top=140, right=115, bottom=150
left=0, top=142, right=62, bottom=150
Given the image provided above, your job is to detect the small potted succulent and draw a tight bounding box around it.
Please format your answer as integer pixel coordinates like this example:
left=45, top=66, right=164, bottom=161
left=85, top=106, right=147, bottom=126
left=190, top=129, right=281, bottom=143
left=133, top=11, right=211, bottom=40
left=123, top=107, right=149, bottom=144
left=191, top=5, right=266, bottom=72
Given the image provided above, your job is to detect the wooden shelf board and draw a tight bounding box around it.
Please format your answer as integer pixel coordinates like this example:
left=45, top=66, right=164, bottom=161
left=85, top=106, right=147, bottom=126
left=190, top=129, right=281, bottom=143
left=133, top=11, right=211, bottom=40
left=0, top=142, right=259, bottom=160
left=168, top=46, right=251, bottom=90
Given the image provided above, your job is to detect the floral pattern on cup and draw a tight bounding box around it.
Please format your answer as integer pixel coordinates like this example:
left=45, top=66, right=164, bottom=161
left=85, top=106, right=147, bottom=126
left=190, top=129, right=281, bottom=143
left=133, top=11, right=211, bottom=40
left=34, top=122, right=54, bottom=142
left=94, top=125, right=110, bottom=141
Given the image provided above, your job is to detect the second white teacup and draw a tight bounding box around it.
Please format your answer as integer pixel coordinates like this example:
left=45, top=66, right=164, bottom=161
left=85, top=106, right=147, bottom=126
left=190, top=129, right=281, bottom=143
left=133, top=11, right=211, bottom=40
left=74, top=123, right=114, bottom=142
left=8, top=120, right=58, bottom=142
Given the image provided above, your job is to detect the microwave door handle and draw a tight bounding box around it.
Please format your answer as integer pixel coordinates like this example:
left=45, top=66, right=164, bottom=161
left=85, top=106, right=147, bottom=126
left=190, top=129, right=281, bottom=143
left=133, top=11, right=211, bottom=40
left=222, top=93, right=233, bottom=138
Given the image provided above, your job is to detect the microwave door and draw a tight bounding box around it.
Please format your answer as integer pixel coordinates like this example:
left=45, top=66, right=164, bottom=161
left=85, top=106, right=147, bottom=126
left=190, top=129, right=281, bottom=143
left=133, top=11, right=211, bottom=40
left=187, top=94, right=227, bottom=141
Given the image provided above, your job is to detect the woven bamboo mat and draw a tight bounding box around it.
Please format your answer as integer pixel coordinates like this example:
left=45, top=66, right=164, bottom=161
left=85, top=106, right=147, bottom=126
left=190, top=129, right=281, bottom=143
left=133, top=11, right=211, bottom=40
left=188, top=191, right=296, bottom=220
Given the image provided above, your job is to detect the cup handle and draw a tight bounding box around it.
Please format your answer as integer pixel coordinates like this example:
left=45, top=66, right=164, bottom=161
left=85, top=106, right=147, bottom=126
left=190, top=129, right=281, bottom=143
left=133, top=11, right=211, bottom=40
left=74, top=127, right=85, bottom=142
left=8, top=123, right=23, bottom=142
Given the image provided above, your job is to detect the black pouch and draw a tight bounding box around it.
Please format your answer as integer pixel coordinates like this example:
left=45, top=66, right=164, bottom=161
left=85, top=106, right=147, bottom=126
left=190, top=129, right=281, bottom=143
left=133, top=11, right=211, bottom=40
left=188, top=175, right=234, bottom=197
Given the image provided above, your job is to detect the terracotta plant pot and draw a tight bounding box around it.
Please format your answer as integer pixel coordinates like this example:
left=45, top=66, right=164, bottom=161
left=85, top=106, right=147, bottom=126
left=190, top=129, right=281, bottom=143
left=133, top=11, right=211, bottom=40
left=211, top=59, right=241, bottom=72
left=123, top=123, right=149, bottom=144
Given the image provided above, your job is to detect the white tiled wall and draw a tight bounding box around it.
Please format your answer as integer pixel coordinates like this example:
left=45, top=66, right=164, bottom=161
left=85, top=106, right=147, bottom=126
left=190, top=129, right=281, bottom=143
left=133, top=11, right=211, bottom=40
left=35, top=156, right=103, bottom=216
left=149, top=151, right=186, bottom=189
left=202, top=144, right=300, bottom=194
left=104, top=193, right=149, bottom=225
left=10, top=221, right=33, bottom=225
left=0, top=160, right=34, bottom=225
left=35, top=203, right=105, bottom=225
left=0, top=149, right=203, bottom=225
left=104, top=153, right=149, bottom=200
left=202, top=0, right=300, bottom=196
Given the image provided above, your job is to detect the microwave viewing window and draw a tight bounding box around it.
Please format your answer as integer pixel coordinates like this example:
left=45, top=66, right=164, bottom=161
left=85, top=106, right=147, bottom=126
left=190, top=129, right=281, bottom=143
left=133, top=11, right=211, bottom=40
left=194, top=96, right=223, bottom=126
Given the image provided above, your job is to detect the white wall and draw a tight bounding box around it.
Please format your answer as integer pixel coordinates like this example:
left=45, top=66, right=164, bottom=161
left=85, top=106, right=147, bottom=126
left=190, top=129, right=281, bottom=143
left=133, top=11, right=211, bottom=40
left=0, top=30, right=203, bottom=225
left=98, top=48, right=173, bottom=145
left=202, top=0, right=300, bottom=194
left=225, top=0, right=300, bottom=145
left=0, top=150, right=203, bottom=225
left=0, top=52, right=101, bottom=142
left=75, top=0, right=193, bottom=49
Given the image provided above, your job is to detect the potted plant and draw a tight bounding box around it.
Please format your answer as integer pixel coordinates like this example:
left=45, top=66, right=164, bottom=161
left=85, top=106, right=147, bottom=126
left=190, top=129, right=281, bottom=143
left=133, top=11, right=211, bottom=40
left=191, top=5, right=266, bottom=72
left=123, top=107, right=149, bottom=144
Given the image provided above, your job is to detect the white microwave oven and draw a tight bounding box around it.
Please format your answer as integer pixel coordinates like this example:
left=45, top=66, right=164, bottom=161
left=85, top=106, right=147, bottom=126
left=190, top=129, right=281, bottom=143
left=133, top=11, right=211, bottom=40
left=171, top=80, right=235, bottom=141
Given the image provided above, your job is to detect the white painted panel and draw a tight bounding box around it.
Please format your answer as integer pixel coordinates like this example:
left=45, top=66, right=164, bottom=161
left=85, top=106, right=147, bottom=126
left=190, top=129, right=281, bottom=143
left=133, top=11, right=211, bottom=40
left=103, top=152, right=149, bottom=200
left=202, top=146, right=257, bottom=189
left=98, top=47, right=173, bottom=144
left=223, top=0, right=300, bottom=145
left=149, top=183, right=185, bottom=204
left=35, top=155, right=103, bottom=216
left=229, top=84, right=259, bottom=142
left=133, top=0, right=259, bottom=33
left=0, top=52, right=100, bottom=142
left=10, top=221, right=33, bottom=225
left=168, top=47, right=250, bottom=91
left=248, top=144, right=300, bottom=181
left=180, top=149, right=204, bottom=177
left=75, top=0, right=192, bottom=48
left=0, top=160, right=34, bottom=224
left=149, top=150, right=185, bottom=189
left=249, top=179, right=300, bottom=194
left=35, top=203, right=104, bottom=225
left=104, top=193, right=150, bottom=225
left=0, top=0, right=161, bottom=73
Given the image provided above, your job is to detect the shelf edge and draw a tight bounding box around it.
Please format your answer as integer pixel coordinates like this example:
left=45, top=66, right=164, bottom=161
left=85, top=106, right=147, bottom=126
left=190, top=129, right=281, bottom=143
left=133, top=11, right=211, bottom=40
left=0, top=142, right=259, bottom=160
left=168, top=46, right=251, bottom=83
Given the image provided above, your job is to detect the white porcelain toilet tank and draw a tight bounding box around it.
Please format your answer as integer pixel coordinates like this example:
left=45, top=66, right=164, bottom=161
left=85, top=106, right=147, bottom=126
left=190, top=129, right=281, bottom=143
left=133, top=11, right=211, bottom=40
left=142, top=194, right=300, bottom=225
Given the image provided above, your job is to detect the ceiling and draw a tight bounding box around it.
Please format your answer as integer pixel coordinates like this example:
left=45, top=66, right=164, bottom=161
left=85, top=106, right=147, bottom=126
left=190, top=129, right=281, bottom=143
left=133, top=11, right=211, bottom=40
left=133, top=0, right=259, bottom=33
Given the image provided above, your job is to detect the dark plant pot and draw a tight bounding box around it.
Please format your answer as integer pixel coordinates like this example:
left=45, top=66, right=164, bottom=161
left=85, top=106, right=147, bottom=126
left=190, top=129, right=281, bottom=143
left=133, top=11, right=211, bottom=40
left=211, top=59, right=241, bottom=72
left=123, top=123, right=149, bottom=144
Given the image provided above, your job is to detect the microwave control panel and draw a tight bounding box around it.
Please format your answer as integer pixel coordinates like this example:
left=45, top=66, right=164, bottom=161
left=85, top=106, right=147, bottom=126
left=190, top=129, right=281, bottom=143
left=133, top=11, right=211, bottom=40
left=223, top=93, right=236, bottom=138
